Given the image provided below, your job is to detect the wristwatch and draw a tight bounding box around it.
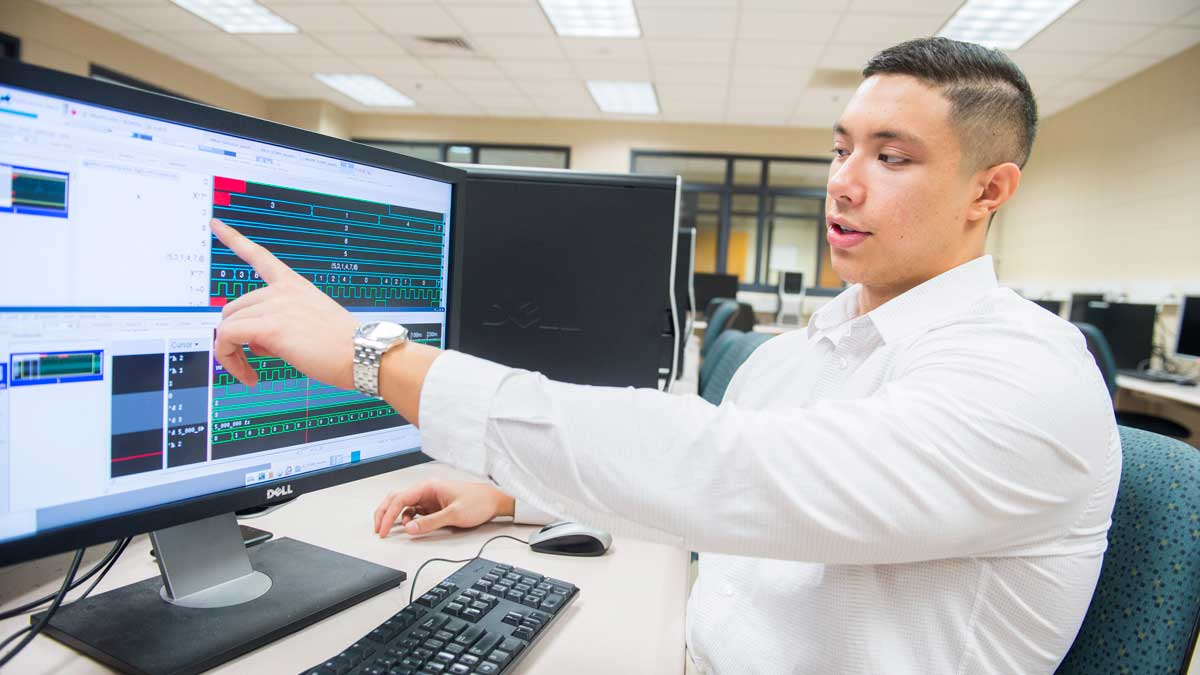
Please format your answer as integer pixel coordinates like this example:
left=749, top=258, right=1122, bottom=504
left=352, top=321, right=409, bottom=397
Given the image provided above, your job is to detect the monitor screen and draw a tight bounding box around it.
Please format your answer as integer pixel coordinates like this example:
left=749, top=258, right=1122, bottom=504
left=0, top=78, right=453, bottom=552
left=781, top=271, right=805, bottom=295
left=694, top=273, right=739, bottom=317
left=1069, top=293, right=1104, bottom=323
left=1177, top=296, right=1200, bottom=359
left=1078, top=302, right=1157, bottom=371
left=1033, top=299, right=1063, bottom=315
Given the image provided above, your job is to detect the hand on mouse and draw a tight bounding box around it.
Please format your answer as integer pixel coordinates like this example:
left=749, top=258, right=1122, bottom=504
left=373, top=480, right=515, bottom=538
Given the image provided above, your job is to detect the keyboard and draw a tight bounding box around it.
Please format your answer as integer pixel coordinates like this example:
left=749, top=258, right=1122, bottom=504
left=1118, top=368, right=1197, bottom=386
left=302, top=558, right=579, bottom=675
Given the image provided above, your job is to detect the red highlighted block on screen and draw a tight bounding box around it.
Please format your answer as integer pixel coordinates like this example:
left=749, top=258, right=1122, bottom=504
left=213, top=191, right=231, bottom=206
left=209, top=296, right=228, bottom=307
left=213, top=176, right=246, bottom=193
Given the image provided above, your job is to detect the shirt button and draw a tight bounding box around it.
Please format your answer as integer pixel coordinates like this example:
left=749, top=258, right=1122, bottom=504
left=719, top=583, right=734, bottom=596
left=838, top=356, right=848, bottom=369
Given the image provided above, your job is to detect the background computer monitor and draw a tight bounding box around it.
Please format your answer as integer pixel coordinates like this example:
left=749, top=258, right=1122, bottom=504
left=1077, top=302, right=1158, bottom=371
left=1069, top=293, right=1105, bottom=323
left=1033, top=299, right=1063, bottom=315
left=780, top=271, right=805, bottom=295
left=453, top=165, right=680, bottom=389
left=0, top=60, right=461, bottom=672
left=1176, top=296, right=1200, bottom=359
left=694, top=273, right=739, bottom=318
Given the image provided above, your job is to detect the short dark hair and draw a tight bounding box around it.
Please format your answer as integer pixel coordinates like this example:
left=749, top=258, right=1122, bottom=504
left=863, top=37, right=1038, bottom=170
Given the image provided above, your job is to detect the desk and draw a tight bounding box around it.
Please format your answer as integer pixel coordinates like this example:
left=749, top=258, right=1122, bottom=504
left=0, top=463, right=690, bottom=674
left=1116, top=375, right=1200, bottom=446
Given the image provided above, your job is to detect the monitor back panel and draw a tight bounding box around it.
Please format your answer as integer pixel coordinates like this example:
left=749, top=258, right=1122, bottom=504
left=456, top=173, right=676, bottom=388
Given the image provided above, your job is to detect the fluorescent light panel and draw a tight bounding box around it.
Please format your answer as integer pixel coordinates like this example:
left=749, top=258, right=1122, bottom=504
left=539, top=0, right=641, bottom=38
left=171, top=0, right=297, bottom=34
left=937, top=0, right=1080, bottom=50
left=586, top=80, right=658, bottom=114
left=314, top=74, right=415, bottom=108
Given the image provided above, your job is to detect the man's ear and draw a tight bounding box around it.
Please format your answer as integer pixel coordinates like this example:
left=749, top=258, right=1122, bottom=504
left=968, top=163, right=1021, bottom=223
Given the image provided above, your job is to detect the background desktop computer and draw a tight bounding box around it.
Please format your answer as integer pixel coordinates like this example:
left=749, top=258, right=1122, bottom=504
left=674, top=227, right=696, bottom=380
left=693, top=272, right=739, bottom=320
left=1069, top=293, right=1106, bottom=323
left=1076, top=301, right=1158, bottom=371
left=1176, top=296, right=1200, bottom=361
left=452, top=165, right=681, bottom=389
left=0, top=59, right=461, bottom=673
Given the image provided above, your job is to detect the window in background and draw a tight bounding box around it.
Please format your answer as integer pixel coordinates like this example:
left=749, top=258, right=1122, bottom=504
left=355, top=141, right=570, bottom=169
left=1, top=33, right=19, bottom=61
left=632, top=151, right=841, bottom=292
left=89, top=64, right=191, bottom=100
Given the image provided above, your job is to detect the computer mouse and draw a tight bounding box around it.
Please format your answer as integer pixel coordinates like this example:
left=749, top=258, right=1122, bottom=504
left=528, top=521, right=612, bottom=557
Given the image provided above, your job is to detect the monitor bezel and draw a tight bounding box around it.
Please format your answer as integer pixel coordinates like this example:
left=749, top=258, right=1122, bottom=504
left=0, top=60, right=466, bottom=567
left=1175, top=295, right=1200, bottom=361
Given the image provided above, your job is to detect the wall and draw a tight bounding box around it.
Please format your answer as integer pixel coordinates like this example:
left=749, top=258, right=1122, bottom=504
left=994, top=43, right=1200, bottom=303
left=0, top=0, right=266, bottom=117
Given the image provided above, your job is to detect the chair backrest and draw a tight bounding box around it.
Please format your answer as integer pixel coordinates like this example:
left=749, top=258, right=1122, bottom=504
left=728, top=301, right=758, bottom=332
left=702, top=299, right=740, bottom=357
left=1055, top=426, right=1200, bottom=675
left=701, top=331, right=774, bottom=405
left=703, top=297, right=734, bottom=322
left=699, top=329, right=743, bottom=393
left=1074, top=321, right=1118, bottom=396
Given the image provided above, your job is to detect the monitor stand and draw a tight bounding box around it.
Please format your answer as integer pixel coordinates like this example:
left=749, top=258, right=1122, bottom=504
left=34, top=512, right=405, bottom=675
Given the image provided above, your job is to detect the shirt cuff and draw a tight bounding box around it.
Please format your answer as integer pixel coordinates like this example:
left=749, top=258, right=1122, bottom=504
left=513, top=500, right=557, bottom=526
left=417, top=350, right=513, bottom=477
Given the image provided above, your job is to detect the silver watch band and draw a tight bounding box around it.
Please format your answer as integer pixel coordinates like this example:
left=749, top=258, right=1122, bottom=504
left=353, top=344, right=384, bottom=398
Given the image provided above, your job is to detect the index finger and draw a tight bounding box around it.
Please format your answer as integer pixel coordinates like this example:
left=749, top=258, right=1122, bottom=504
left=211, top=218, right=296, bottom=285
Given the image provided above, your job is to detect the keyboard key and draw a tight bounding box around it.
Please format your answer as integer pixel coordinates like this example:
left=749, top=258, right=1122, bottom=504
left=422, top=639, right=445, bottom=652
left=476, top=662, right=501, bottom=675
left=454, top=625, right=484, bottom=647
left=469, top=600, right=489, bottom=612
left=479, top=593, right=499, bottom=605
left=462, top=608, right=483, bottom=622
left=486, top=650, right=512, bottom=666
left=321, top=657, right=351, bottom=674
left=433, top=651, right=455, bottom=664
left=361, top=667, right=386, bottom=675
left=513, top=625, right=535, bottom=640
left=499, top=637, right=526, bottom=656
left=501, top=611, right=524, bottom=626
left=541, top=593, right=566, bottom=612
left=467, top=633, right=502, bottom=658
left=444, top=602, right=464, bottom=617
left=411, top=647, right=434, bottom=660
left=459, top=654, right=480, bottom=667
left=520, top=595, right=540, bottom=608
left=415, top=593, right=440, bottom=608
left=434, top=630, right=455, bottom=642
left=443, top=618, right=468, bottom=635
left=448, top=665, right=471, bottom=675
left=419, top=615, right=448, bottom=632
left=445, top=643, right=465, bottom=656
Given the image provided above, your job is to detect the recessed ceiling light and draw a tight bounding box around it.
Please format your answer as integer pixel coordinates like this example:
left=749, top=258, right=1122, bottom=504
left=937, top=0, right=1080, bottom=50
left=586, top=80, right=658, bottom=114
left=313, top=74, right=415, bottom=108
left=539, top=0, right=641, bottom=38
left=171, top=0, right=298, bottom=34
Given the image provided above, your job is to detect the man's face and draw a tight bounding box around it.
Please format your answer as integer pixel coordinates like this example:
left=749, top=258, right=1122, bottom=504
left=827, top=73, right=985, bottom=294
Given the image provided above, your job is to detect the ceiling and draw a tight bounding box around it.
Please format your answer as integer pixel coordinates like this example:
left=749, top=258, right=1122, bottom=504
left=37, top=0, right=1200, bottom=127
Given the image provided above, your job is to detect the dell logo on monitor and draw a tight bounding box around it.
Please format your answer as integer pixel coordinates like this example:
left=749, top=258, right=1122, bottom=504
left=266, top=485, right=293, bottom=500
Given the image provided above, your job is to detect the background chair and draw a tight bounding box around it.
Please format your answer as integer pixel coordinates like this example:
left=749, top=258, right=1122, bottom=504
left=701, top=298, right=740, bottom=357
left=699, top=329, right=743, bottom=394
left=1074, top=322, right=1191, bottom=439
left=701, top=331, right=774, bottom=405
left=1056, top=426, right=1200, bottom=674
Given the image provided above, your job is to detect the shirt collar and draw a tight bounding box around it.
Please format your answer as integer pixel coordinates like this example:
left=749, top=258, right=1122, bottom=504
left=807, top=255, right=998, bottom=345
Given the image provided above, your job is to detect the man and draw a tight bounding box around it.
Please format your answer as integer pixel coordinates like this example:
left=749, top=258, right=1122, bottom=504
left=212, top=37, right=1119, bottom=674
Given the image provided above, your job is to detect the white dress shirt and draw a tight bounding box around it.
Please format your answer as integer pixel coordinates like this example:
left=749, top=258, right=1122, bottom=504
left=417, top=255, right=1121, bottom=674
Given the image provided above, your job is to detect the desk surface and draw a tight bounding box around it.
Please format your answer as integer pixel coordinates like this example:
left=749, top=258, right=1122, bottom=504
left=0, top=463, right=689, bottom=674
left=1116, top=374, right=1200, bottom=408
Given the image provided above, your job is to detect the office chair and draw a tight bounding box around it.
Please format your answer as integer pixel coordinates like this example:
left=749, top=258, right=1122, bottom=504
left=701, top=299, right=741, bottom=357
left=1074, top=322, right=1191, bottom=439
left=729, top=301, right=758, bottom=332
left=701, top=331, right=774, bottom=405
left=1055, top=426, right=1200, bottom=674
left=699, top=329, right=743, bottom=394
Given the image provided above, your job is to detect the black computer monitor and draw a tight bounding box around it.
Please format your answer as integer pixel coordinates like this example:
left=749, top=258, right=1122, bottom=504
left=0, top=60, right=461, bottom=672
left=780, top=271, right=804, bottom=295
left=1078, top=302, right=1157, bottom=371
left=1176, top=296, right=1200, bottom=359
left=694, top=273, right=739, bottom=318
left=1069, top=293, right=1105, bottom=323
left=454, top=166, right=680, bottom=389
left=674, top=227, right=696, bottom=380
left=1033, top=299, right=1063, bottom=315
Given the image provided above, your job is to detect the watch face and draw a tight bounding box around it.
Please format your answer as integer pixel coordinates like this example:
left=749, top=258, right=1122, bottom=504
left=361, top=321, right=408, bottom=342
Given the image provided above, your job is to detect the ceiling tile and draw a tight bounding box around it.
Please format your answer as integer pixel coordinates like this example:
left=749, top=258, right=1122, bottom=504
left=559, top=38, right=647, bottom=62
left=496, top=59, right=578, bottom=79
left=655, top=83, right=728, bottom=103
left=1036, top=96, right=1076, bottom=117
left=469, top=93, right=536, bottom=108
left=284, top=55, right=360, bottom=74
left=572, top=61, right=652, bottom=80
left=239, top=33, right=333, bottom=56
left=832, top=13, right=945, bottom=43
left=728, top=85, right=799, bottom=103
left=660, top=101, right=726, bottom=122
left=1021, top=20, right=1158, bottom=54
left=1066, top=0, right=1198, bottom=24
left=515, top=81, right=593, bottom=103
left=1124, top=26, right=1200, bottom=56
left=638, top=9, right=738, bottom=39
left=61, top=7, right=144, bottom=33
left=38, top=0, right=91, bottom=7
left=351, top=56, right=435, bottom=76
left=847, top=0, right=959, bottom=14
left=444, top=5, right=553, bottom=35
left=268, top=5, right=376, bottom=32
left=633, top=0, right=736, bottom=6
left=103, top=4, right=216, bottom=32
left=818, top=42, right=889, bottom=70
left=214, top=55, right=297, bottom=75
left=357, top=5, right=463, bottom=36
left=645, top=39, right=733, bottom=64
left=1085, top=54, right=1161, bottom=81
left=449, top=78, right=520, bottom=96
left=160, top=31, right=262, bottom=56
left=653, top=63, right=729, bottom=84
left=425, top=57, right=506, bottom=79
left=743, top=0, right=849, bottom=8
left=733, top=41, right=824, bottom=67
left=311, top=31, right=408, bottom=56
left=1008, top=50, right=1106, bottom=77
left=472, top=36, right=566, bottom=60
left=267, top=74, right=336, bottom=98
left=738, top=11, right=842, bottom=42
left=732, top=66, right=811, bottom=88
left=381, top=77, right=462, bottom=99
left=124, top=31, right=198, bottom=56
left=1051, top=78, right=1118, bottom=103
